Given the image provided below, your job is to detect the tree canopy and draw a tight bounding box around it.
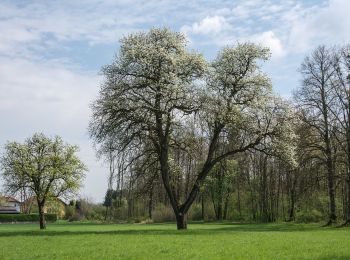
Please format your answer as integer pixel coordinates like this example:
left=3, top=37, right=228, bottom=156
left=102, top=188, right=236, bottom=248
left=90, top=28, right=295, bottom=229
left=0, top=133, right=86, bottom=229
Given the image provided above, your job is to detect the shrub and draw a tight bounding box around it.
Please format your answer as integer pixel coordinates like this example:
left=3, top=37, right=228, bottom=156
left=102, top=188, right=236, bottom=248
left=188, top=204, right=203, bottom=221
left=0, top=213, right=57, bottom=222
left=86, top=204, right=106, bottom=221
left=68, top=213, right=84, bottom=222
left=152, top=204, right=175, bottom=223
left=295, top=209, right=323, bottom=223
left=64, top=205, right=75, bottom=220
left=140, top=218, right=153, bottom=224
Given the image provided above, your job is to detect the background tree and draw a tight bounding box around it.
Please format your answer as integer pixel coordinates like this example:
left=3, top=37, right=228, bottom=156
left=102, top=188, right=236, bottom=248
left=330, top=44, right=350, bottom=225
left=0, top=133, right=86, bottom=229
left=294, top=46, right=338, bottom=224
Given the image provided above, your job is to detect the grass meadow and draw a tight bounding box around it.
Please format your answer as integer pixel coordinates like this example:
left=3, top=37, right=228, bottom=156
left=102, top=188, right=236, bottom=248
left=0, top=222, right=349, bottom=259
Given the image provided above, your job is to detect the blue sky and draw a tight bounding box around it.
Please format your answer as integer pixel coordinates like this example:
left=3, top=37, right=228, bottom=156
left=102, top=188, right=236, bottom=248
left=1, top=0, right=350, bottom=202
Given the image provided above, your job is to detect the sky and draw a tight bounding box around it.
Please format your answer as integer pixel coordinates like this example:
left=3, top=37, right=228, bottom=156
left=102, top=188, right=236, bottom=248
left=1, top=0, right=350, bottom=202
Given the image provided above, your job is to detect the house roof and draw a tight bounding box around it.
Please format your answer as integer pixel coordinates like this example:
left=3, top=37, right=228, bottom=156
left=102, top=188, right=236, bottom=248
left=22, top=196, right=68, bottom=206
left=0, top=196, right=20, bottom=203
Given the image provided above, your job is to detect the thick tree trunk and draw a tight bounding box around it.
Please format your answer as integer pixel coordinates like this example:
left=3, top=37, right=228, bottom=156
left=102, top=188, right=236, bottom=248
left=38, top=202, right=46, bottom=230
left=175, top=212, right=187, bottom=230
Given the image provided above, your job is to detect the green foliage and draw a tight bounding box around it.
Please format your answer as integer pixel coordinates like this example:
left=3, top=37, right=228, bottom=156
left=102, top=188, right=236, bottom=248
left=64, top=205, right=75, bottom=220
left=188, top=204, right=202, bottom=221
left=70, top=198, right=106, bottom=221
left=295, top=210, right=323, bottom=223
left=0, top=213, right=57, bottom=222
left=103, top=189, right=116, bottom=207
left=0, top=133, right=86, bottom=204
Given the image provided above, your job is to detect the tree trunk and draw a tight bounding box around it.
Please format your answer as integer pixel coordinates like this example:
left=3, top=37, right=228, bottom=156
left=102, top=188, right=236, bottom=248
left=288, top=195, right=295, bottom=222
left=217, top=201, right=223, bottom=221
left=148, top=184, right=153, bottom=219
left=344, top=147, right=350, bottom=225
left=201, top=193, right=205, bottom=221
left=345, top=171, right=350, bottom=225
left=223, top=193, right=230, bottom=220
left=237, top=180, right=242, bottom=219
left=326, top=157, right=337, bottom=224
left=288, top=171, right=297, bottom=222
left=175, top=212, right=187, bottom=230
left=38, top=202, right=46, bottom=230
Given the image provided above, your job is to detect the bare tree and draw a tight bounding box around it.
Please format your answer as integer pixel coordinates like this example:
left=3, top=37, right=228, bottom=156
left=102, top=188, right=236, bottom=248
left=295, top=45, right=338, bottom=225
left=330, top=45, right=350, bottom=225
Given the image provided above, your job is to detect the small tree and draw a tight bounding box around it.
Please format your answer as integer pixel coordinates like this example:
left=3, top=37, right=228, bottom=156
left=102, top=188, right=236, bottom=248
left=0, top=133, right=86, bottom=229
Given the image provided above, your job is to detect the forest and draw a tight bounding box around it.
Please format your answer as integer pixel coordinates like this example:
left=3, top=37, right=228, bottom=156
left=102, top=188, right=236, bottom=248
left=85, top=28, right=350, bottom=229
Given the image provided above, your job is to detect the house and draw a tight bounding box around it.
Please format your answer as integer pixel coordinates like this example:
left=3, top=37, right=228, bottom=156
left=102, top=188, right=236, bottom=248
left=0, top=196, right=21, bottom=214
left=21, top=196, right=67, bottom=219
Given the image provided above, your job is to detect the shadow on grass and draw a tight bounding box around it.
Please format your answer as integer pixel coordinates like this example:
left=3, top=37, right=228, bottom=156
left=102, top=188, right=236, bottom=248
left=317, top=256, right=350, bottom=260
left=0, top=222, right=338, bottom=237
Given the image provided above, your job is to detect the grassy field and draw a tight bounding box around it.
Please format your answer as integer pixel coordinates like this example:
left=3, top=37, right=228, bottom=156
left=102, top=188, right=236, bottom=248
left=0, top=222, right=349, bottom=259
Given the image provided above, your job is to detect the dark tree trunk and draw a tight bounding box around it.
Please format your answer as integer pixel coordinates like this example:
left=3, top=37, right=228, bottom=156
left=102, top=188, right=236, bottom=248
left=288, top=195, right=295, bottom=222
left=326, top=156, right=337, bottom=224
left=260, top=155, right=269, bottom=222
left=175, top=212, right=187, bottom=230
left=201, top=193, right=205, bottom=221
left=288, top=171, right=297, bottom=222
left=237, top=180, right=242, bottom=219
left=345, top=147, right=350, bottom=225
left=38, top=202, right=46, bottom=230
left=217, top=206, right=223, bottom=220
left=223, top=193, right=230, bottom=220
left=105, top=206, right=109, bottom=221
left=345, top=170, right=350, bottom=225
left=148, top=184, right=154, bottom=219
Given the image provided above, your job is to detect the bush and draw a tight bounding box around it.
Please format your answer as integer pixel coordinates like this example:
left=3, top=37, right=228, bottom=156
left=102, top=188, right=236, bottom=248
left=64, top=205, right=75, bottom=220
left=68, top=213, right=84, bottom=222
left=295, top=209, right=323, bottom=223
left=0, top=213, right=57, bottom=222
left=152, top=204, right=175, bottom=223
left=140, top=218, right=153, bottom=224
left=188, top=204, right=203, bottom=221
left=86, top=204, right=106, bottom=221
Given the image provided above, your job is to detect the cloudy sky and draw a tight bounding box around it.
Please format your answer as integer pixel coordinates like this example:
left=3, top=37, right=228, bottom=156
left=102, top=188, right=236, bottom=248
left=1, top=0, right=349, bottom=202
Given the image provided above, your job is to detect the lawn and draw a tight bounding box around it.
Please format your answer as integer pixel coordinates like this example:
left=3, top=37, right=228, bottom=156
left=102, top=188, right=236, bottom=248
left=0, top=222, right=349, bottom=259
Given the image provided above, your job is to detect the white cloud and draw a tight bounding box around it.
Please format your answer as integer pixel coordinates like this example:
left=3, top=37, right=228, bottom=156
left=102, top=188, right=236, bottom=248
left=181, top=16, right=228, bottom=35
left=0, top=1, right=153, bottom=54
left=287, top=0, right=350, bottom=53
left=253, top=31, right=285, bottom=58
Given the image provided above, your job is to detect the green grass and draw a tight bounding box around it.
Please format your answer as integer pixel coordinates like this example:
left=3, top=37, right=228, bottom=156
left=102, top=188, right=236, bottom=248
left=0, top=221, right=349, bottom=259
